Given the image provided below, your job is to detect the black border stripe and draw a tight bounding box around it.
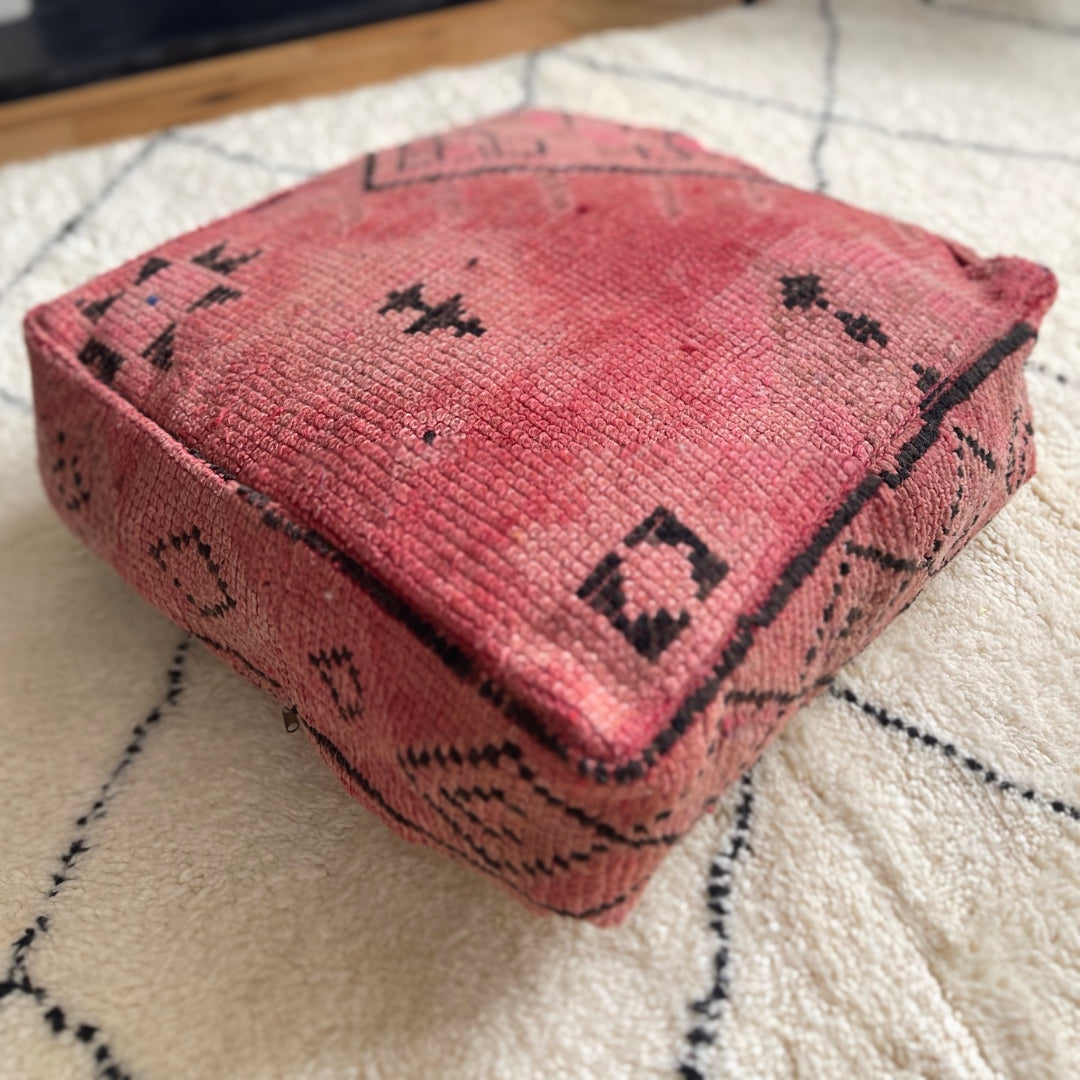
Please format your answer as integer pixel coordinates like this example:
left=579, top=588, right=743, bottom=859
left=620, top=322, right=1036, bottom=780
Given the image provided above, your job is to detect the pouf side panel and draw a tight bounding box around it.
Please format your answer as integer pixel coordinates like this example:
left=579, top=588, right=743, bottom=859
left=27, top=315, right=696, bottom=922
left=24, top=304, right=1041, bottom=923
left=684, top=325, right=1041, bottom=797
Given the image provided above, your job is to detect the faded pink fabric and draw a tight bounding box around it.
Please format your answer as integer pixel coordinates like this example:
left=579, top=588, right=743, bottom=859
left=26, top=111, right=1056, bottom=922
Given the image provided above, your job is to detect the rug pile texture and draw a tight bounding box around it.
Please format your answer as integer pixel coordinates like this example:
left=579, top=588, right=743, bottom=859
left=1, top=1, right=1078, bottom=1076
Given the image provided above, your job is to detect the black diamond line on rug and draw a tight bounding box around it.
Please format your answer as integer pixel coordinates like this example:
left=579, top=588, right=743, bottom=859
left=676, top=771, right=755, bottom=1080
left=810, top=0, right=839, bottom=193
left=1027, top=362, right=1074, bottom=388
left=551, top=52, right=1080, bottom=169
left=0, top=636, right=192, bottom=1080
left=0, top=134, right=165, bottom=311
left=921, top=0, right=1080, bottom=37
left=832, top=685, right=1080, bottom=823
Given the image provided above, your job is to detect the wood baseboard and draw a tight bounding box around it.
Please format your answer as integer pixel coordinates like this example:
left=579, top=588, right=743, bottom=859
left=0, top=0, right=732, bottom=164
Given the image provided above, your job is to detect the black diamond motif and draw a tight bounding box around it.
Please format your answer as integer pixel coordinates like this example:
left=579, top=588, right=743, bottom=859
left=577, top=507, right=728, bottom=662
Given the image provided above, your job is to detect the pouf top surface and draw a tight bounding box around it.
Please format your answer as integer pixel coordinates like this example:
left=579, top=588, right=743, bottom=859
left=26, top=109, right=1055, bottom=764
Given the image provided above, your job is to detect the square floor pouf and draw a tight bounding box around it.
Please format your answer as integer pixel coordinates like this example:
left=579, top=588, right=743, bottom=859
left=25, top=109, right=1056, bottom=922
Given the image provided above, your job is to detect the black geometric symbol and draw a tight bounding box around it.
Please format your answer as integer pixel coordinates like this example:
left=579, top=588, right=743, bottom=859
left=77, top=338, right=124, bottom=385
left=954, top=425, right=997, bottom=472
left=379, top=282, right=485, bottom=337
left=141, top=322, right=176, bottom=370
left=835, top=310, right=888, bottom=347
left=913, top=363, right=940, bottom=392
left=192, top=242, right=261, bottom=276
left=397, top=741, right=629, bottom=879
left=577, top=506, right=728, bottom=662
left=778, top=274, right=889, bottom=348
left=780, top=273, right=827, bottom=310
left=1004, top=407, right=1034, bottom=496
left=78, top=291, right=123, bottom=323
left=187, top=284, right=241, bottom=313
left=135, top=256, right=171, bottom=285
left=150, top=525, right=237, bottom=618
left=123, top=243, right=258, bottom=374
left=309, top=647, right=365, bottom=725
left=50, top=431, right=90, bottom=513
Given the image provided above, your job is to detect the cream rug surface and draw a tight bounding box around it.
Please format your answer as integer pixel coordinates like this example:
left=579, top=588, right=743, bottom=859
left=1, top=1, right=1078, bottom=1077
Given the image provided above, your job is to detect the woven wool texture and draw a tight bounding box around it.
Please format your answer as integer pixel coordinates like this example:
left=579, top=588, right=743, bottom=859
left=23, top=108, right=1056, bottom=922
left=2, top=1, right=1079, bottom=1077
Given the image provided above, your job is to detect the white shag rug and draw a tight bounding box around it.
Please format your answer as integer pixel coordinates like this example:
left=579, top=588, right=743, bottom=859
left=1, top=1, right=1078, bottom=1077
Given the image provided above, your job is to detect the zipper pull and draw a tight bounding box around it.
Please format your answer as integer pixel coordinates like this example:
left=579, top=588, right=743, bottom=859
left=282, top=706, right=300, bottom=733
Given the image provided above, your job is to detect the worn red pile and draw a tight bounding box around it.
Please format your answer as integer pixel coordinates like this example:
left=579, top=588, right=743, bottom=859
left=25, top=110, right=1056, bottom=922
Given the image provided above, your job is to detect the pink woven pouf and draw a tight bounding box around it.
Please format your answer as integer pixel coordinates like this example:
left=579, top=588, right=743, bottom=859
left=26, top=110, right=1056, bottom=922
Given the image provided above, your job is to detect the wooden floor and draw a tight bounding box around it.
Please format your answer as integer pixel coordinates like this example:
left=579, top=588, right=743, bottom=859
left=0, top=0, right=732, bottom=164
